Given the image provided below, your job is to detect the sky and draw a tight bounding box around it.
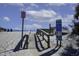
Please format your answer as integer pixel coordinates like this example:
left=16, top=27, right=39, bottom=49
left=0, top=3, right=77, bottom=31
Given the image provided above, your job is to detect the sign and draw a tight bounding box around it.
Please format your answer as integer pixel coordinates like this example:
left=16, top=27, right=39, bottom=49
left=56, top=19, right=62, bottom=40
left=21, top=11, right=26, bottom=18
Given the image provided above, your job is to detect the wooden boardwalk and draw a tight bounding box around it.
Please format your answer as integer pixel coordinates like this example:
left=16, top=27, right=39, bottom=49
left=0, top=32, right=70, bottom=56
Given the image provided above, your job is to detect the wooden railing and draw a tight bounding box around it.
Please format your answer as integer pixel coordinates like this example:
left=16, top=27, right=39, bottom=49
left=34, top=29, right=54, bottom=52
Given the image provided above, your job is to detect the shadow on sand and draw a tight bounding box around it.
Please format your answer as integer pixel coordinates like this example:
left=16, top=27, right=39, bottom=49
left=13, top=34, right=29, bottom=52
left=40, top=39, right=62, bottom=56
left=40, top=42, right=61, bottom=56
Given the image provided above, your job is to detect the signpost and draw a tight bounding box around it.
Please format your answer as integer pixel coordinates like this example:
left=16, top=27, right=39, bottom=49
left=21, top=10, right=26, bottom=39
left=56, top=19, right=62, bottom=47
left=13, top=9, right=28, bottom=52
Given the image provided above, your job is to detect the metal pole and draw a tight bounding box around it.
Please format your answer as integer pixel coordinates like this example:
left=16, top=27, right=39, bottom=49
left=21, top=10, right=26, bottom=39
left=21, top=18, right=24, bottom=39
left=20, top=10, right=26, bottom=48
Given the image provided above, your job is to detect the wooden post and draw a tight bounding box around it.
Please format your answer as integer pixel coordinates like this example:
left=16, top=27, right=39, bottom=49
left=42, top=33, right=44, bottom=40
left=48, top=35, right=50, bottom=48
left=49, top=24, right=51, bottom=34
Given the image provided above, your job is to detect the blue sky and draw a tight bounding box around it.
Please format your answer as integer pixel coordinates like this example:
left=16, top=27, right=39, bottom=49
left=0, top=3, right=77, bottom=31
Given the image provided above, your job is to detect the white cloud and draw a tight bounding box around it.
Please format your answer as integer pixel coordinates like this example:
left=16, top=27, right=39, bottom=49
left=26, top=9, right=66, bottom=23
left=62, top=15, right=74, bottom=23
left=62, top=15, right=74, bottom=31
left=15, top=3, right=24, bottom=7
left=49, top=15, right=63, bottom=27
left=24, top=24, right=42, bottom=30
left=49, top=14, right=74, bottom=28
left=72, top=6, right=75, bottom=11
left=33, top=24, right=42, bottom=28
left=3, top=17, right=10, bottom=22
left=49, top=15, right=63, bottom=23
left=49, top=14, right=74, bottom=24
left=14, top=24, right=42, bottom=30
left=72, top=4, right=78, bottom=11
left=26, top=9, right=74, bottom=28
left=30, top=3, right=39, bottom=8
left=7, top=3, right=25, bottom=7
left=14, top=14, right=74, bottom=31
left=47, top=3, right=66, bottom=7
left=26, top=4, right=39, bottom=10
left=26, top=10, right=57, bottom=20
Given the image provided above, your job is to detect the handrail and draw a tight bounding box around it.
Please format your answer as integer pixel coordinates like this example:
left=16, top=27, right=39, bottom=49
left=13, top=34, right=29, bottom=52
left=39, top=29, right=54, bottom=36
